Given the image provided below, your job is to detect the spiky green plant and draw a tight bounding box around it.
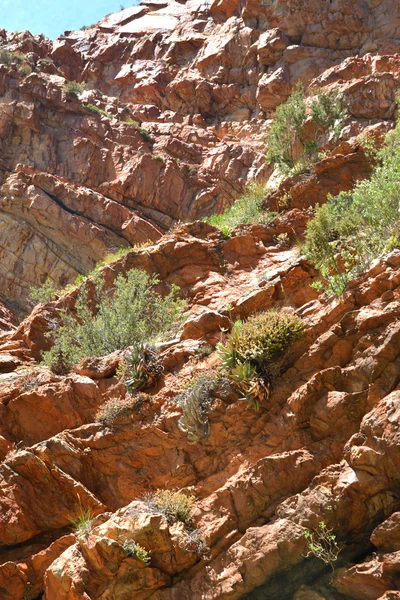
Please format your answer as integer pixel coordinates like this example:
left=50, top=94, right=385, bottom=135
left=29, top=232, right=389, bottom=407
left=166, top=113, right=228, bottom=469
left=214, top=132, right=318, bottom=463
left=217, top=310, right=305, bottom=409
left=122, top=344, right=163, bottom=392
left=175, top=372, right=217, bottom=443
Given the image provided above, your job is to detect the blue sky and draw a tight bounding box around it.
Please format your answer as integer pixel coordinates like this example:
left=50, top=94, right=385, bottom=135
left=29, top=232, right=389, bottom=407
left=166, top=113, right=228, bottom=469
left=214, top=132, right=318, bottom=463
left=0, top=0, right=137, bottom=39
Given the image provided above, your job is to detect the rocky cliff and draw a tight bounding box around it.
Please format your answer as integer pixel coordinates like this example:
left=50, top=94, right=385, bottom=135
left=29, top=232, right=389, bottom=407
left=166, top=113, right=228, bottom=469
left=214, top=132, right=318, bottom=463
left=1, top=0, right=400, bottom=598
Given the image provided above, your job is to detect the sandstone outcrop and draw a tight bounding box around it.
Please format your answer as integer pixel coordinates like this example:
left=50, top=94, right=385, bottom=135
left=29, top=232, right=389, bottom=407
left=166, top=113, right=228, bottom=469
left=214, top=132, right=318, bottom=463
left=1, top=0, right=400, bottom=598
left=1, top=0, right=399, bottom=314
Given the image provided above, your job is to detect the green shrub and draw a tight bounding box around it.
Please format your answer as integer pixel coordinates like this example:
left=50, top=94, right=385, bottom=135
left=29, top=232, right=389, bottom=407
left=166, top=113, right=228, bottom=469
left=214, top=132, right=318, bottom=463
left=266, top=84, right=347, bottom=174
left=309, top=87, right=347, bottom=137
left=38, top=58, right=55, bottom=67
left=30, top=277, right=58, bottom=304
left=122, top=540, right=151, bottom=564
left=205, top=183, right=277, bottom=235
left=18, top=64, right=32, bottom=77
left=42, top=269, right=186, bottom=373
left=63, top=80, right=85, bottom=98
left=217, top=311, right=305, bottom=408
left=0, top=49, right=27, bottom=66
left=193, top=344, right=214, bottom=360
left=231, top=310, right=305, bottom=367
left=144, top=489, right=194, bottom=524
left=96, top=394, right=149, bottom=426
left=225, top=359, right=267, bottom=411
left=139, top=127, right=152, bottom=142
left=85, top=103, right=113, bottom=119
left=304, top=521, right=340, bottom=572
left=304, top=122, right=400, bottom=295
left=266, top=83, right=307, bottom=173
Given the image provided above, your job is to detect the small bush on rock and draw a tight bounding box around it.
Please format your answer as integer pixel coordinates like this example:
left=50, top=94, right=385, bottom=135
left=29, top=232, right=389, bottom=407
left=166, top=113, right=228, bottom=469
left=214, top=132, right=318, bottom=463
left=143, top=489, right=194, bottom=524
left=42, top=269, right=185, bottom=373
left=70, top=505, right=93, bottom=538
left=0, top=49, right=27, bottom=65
left=304, top=120, right=400, bottom=294
left=122, top=540, right=151, bottom=564
left=30, top=277, right=58, bottom=304
left=119, top=344, right=163, bottom=392
left=85, top=103, right=113, bottom=119
left=205, top=183, right=277, bottom=235
left=96, top=394, right=150, bottom=426
left=63, top=80, right=85, bottom=98
left=218, top=310, right=305, bottom=409
left=266, top=84, right=347, bottom=174
left=139, top=127, right=152, bottom=142
left=304, top=521, right=341, bottom=573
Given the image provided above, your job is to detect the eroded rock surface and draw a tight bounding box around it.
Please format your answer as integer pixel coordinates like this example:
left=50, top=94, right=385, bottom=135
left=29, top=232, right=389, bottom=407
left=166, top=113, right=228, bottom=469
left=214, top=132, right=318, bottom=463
left=1, top=0, right=400, bottom=598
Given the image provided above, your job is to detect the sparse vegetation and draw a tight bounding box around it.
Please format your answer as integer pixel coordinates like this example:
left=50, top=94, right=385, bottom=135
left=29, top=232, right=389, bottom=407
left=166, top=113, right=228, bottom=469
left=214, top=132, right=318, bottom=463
left=17, top=366, right=43, bottom=391
left=218, top=311, right=305, bottom=409
left=30, top=277, right=58, bottom=304
left=95, top=246, right=132, bottom=268
left=41, top=269, right=186, bottom=373
left=175, top=371, right=217, bottom=444
left=304, top=521, right=341, bottom=572
left=120, top=344, right=164, bottom=392
left=85, top=103, right=113, bottom=119
left=122, top=116, right=140, bottom=126
left=122, top=540, right=151, bottom=564
left=0, top=49, right=27, bottom=66
left=23, top=584, right=33, bottom=600
left=303, top=120, right=400, bottom=295
left=18, top=64, right=32, bottom=77
left=266, top=84, right=347, bottom=175
left=63, top=80, right=85, bottom=98
left=193, top=344, right=214, bottom=360
left=139, top=127, right=152, bottom=142
left=70, top=505, right=93, bottom=538
left=205, top=183, right=278, bottom=235
left=143, top=489, right=195, bottom=524
left=177, top=527, right=207, bottom=555
left=96, top=394, right=150, bottom=426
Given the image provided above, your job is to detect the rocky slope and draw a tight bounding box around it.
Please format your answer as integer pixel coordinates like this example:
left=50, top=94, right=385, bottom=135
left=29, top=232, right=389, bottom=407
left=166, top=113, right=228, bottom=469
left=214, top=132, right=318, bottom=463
left=1, top=0, right=400, bottom=599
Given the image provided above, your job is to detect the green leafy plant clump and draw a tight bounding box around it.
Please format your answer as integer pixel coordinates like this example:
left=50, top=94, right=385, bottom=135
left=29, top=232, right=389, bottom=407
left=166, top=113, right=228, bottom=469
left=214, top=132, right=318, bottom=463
left=304, top=521, right=341, bottom=573
left=144, top=489, right=195, bottom=524
left=139, top=127, right=152, bottom=142
left=205, top=183, right=278, bottom=235
left=63, top=80, right=85, bottom=98
left=42, top=269, right=186, bottom=374
left=0, top=48, right=28, bottom=66
left=30, top=277, right=58, bottom=304
left=232, top=310, right=305, bottom=366
left=303, top=120, right=400, bottom=295
left=123, top=540, right=151, bottom=564
left=96, top=393, right=150, bottom=426
left=218, top=310, right=305, bottom=409
left=266, top=84, right=347, bottom=174
left=85, top=103, right=113, bottom=119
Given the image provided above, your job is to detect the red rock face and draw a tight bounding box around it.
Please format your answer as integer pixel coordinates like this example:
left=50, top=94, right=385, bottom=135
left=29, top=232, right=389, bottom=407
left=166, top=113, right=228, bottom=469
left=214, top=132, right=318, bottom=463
left=0, top=0, right=399, bottom=313
left=1, top=0, right=400, bottom=598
